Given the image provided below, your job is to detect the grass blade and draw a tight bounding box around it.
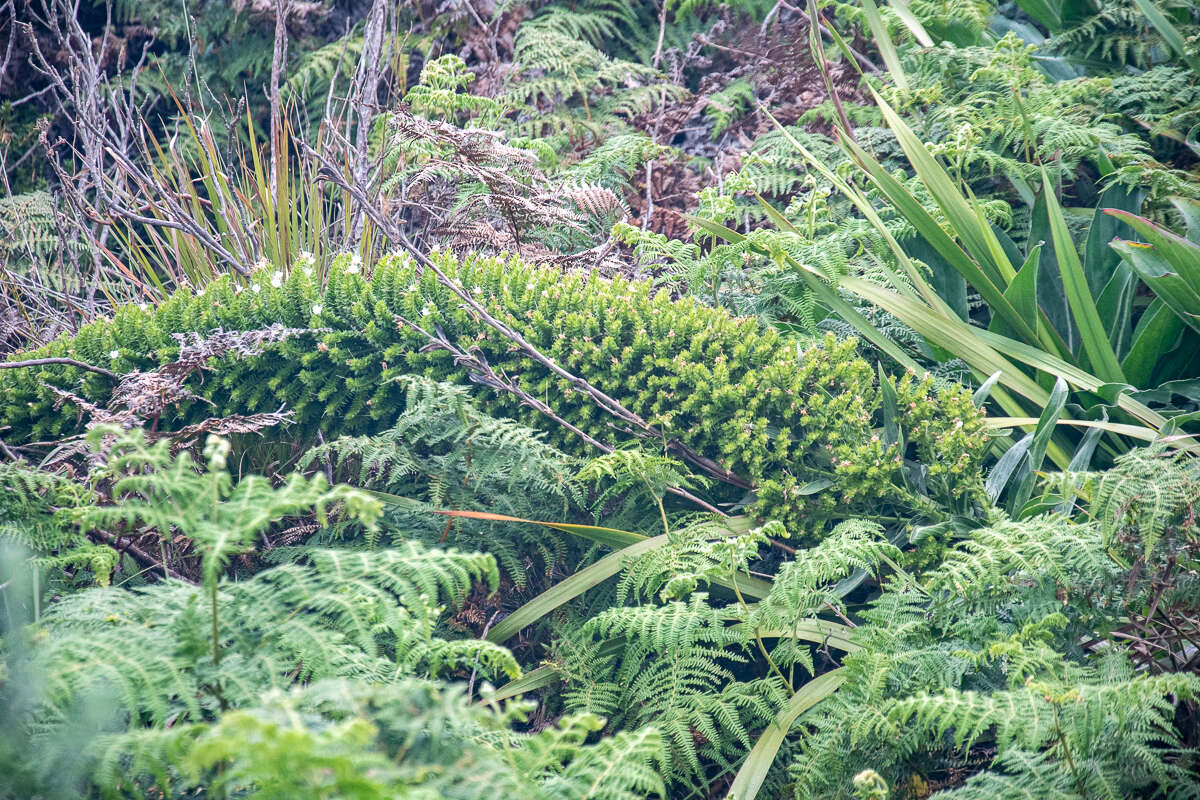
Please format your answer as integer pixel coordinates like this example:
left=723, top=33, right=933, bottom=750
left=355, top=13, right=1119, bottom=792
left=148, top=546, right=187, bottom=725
left=860, top=0, right=908, bottom=90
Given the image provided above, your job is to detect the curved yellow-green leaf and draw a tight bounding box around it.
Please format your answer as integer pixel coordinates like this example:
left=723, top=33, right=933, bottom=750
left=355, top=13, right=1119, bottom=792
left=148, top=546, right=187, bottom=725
left=726, top=668, right=848, bottom=800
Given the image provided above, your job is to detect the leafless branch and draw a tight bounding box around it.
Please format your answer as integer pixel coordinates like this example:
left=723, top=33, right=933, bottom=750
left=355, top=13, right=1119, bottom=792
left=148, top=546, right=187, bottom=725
left=0, top=356, right=119, bottom=379
left=91, top=527, right=195, bottom=583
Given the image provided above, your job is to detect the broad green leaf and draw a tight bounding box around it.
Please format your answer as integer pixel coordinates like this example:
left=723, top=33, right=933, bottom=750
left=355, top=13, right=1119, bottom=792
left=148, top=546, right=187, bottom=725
left=1107, top=208, right=1200, bottom=294
left=1009, top=376, right=1067, bottom=513
left=971, top=326, right=1178, bottom=440
left=841, top=136, right=1026, bottom=326
left=906, top=237, right=968, bottom=321
left=687, top=211, right=926, bottom=372
left=878, top=362, right=900, bottom=446
left=986, top=433, right=1032, bottom=503
left=1041, top=172, right=1125, bottom=383
left=1111, top=238, right=1200, bottom=336
left=1054, top=418, right=1105, bottom=513
left=989, top=244, right=1040, bottom=342
left=870, top=89, right=1017, bottom=287
left=484, top=665, right=562, bottom=703
left=890, top=0, right=934, bottom=45
left=983, top=417, right=1162, bottom=441
left=1014, top=0, right=1062, bottom=30
left=845, top=276, right=1050, bottom=405
left=1171, top=196, right=1200, bottom=245
left=748, top=621, right=860, bottom=653
left=484, top=639, right=627, bottom=704
left=435, top=509, right=773, bottom=603
left=432, top=509, right=644, bottom=549
left=972, top=371, right=1002, bottom=407
left=1030, top=187, right=1075, bottom=351
left=1122, top=299, right=1184, bottom=387
left=1095, top=266, right=1137, bottom=360
left=1086, top=184, right=1143, bottom=298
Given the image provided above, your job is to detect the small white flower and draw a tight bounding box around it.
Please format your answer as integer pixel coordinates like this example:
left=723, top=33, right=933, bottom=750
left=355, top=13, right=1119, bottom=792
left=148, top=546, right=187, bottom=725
left=345, top=252, right=362, bottom=274
left=197, top=288, right=206, bottom=297
left=251, top=283, right=262, bottom=294
left=311, top=304, right=323, bottom=315
left=138, top=303, right=148, bottom=311
left=421, top=303, right=435, bottom=316
left=254, top=257, right=271, bottom=272
left=270, top=270, right=284, bottom=288
left=108, top=350, right=119, bottom=359
left=472, top=285, right=483, bottom=295
left=297, top=250, right=315, bottom=264
left=302, top=266, right=314, bottom=277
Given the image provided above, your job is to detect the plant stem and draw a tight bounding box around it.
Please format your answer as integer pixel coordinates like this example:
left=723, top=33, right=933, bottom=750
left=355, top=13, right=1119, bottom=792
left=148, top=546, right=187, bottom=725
left=211, top=581, right=221, bottom=666
left=1052, top=703, right=1087, bottom=799
left=731, top=569, right=794, bottom=694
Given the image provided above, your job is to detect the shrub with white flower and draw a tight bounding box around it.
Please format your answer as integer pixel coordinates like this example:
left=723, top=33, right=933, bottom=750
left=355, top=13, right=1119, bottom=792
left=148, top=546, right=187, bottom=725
left=251, top=283, right=262, bottom=294
left=270, top=271, right=284, bottom=288
left=296, top=251, right=316, bottom=277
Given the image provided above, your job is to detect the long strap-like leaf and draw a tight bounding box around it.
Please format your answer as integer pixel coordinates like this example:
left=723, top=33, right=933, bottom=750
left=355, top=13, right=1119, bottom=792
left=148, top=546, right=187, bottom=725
left=726, top=668, right=848, bottom=800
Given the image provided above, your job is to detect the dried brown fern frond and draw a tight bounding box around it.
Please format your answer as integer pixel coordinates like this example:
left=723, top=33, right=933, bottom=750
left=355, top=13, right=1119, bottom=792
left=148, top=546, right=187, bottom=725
left=110, top=326, right=315, bottom=421
left=171, top=410, right=294, bottom=443
left=462, top=192, right=585, bottom=234
left=555, top=183, right=627, bottom=220
left=387, top=108, right=620, bottom=254
left=38, top=326, right=313, bottom=467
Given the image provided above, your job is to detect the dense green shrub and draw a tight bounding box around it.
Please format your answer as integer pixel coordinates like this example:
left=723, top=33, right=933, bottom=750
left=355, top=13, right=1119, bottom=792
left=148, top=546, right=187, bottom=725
left=0, top=253, right=985, bottom=534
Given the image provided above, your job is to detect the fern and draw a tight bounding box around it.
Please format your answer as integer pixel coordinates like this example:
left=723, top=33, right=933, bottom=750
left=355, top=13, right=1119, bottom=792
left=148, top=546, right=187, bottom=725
left=503, top=22, right=687, bottom=144
left=300, top=375, right=584, bottom=583
left=13, top=537, right=515, bottom=792
left=782, top=503, right=1200, bottom=797
left=0, top=461, right=118, bottom=587
left=925, top=516, right=1117, bottom=600
left=1088, top=443, right=1200, bottom=556
left=62, top=678, right=666, bottom=800
left=705, top=79, right=758, bottom=139
left=282, top=34, right=366, bottom=104
left=616, top=516, right=767, bottom=603
left=571, top=593, right=786, bottom=785
left=748, top=519, right=902, bottom=630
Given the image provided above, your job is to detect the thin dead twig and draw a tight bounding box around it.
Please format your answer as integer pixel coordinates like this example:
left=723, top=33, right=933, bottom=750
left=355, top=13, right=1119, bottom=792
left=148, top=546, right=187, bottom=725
left=0, top=356, right=119, bottom=380
left=92, top=528, right=194, bottom=583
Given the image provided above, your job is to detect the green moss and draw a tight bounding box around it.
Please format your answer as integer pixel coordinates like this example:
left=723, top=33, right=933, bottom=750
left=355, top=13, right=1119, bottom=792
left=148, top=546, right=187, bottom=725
left=0, top=251, right=986, bottom=536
